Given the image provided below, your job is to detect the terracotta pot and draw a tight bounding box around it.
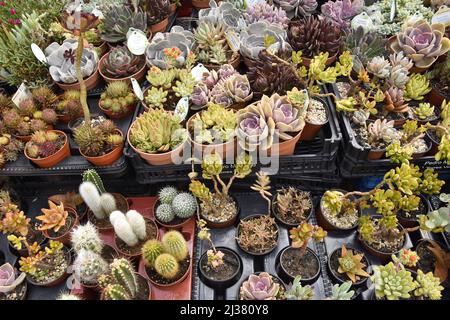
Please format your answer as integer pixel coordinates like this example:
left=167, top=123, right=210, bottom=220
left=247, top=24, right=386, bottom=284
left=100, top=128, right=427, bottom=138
left=114, top=218, right=158, bottom=259
left=268, top=129, right=302, bottom=156
left=57, top=111, right=82, bottom=124
left=409, top=65, right=429, bottom=74
left=100, top=274, right=151, bottom=300
left=42, top=208, right=79, bottom=245
left=79, top=129, right=124, bottom=166
left=55, top=68, right=101, bottom=91
left=24, top=130, right=71, bottom=168
left=367, top=148, right=385, bottom=160
left=146, top=257, right=191, bottom=288
left=204, top=54, right=241, bottom=71
left=192, top=0, right=211, bottom=8
left=14, top=125, right=54, bottom=143
left=428, top=87, right=447, bottom=107
left=96, top=41, right=108, bottom=58
left=300, top=120, right=327, bottom=141
left=153, top=198, right=194, bottom=229
left=98, top=52, right=147, bottom=84
left=127, top=124, right=187, bottom=165
left=98, top=99, right=137, bottom=120
left=149, top=17, right=169, bottom=34
left=316, top=189, right=360, bottom=231
left=187, top=114, right=236, bottom=160
left=301, top=52, right=337, bottom=67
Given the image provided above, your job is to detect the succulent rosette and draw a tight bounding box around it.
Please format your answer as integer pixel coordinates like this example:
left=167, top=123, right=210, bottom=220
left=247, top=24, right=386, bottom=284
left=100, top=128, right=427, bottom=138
left=245, top=2, right=290, bottom=30
left=240, top=272, right=280, bottom=300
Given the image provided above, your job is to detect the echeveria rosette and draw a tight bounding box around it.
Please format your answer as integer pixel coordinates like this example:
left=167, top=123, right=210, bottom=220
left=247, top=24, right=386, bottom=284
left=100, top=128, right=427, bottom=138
left=190, top=84, right=210, bottom=109
left=390, top=20, right=450, bottom=69
left=0, top=263, right=26, bottom=294
left=240, top=272, right=280, bottom=300
left=321, top=0, right=364, bottom=30
left=245, top=2, right=290, bottom=30
left=224, top=74, right=253, bottom=104
left=237, top=110, right=272, bottom=152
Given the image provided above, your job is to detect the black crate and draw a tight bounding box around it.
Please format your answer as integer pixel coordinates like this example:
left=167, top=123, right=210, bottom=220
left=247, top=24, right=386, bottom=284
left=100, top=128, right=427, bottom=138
left=125, top=95, right=342, bottom=184
left=326, top=83, right=450, bottom=178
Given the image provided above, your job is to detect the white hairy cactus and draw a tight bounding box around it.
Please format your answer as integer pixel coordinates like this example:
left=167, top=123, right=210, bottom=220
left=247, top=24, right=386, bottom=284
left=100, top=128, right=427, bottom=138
left=100, top=193, right=117, bottom=216
left=79, top=181, right=106, bottom=219
left=126, top=210, right=147, bottom=241
left=110, top=211, right=139, bottom=247
left=73, top=249, right=109, bottom=285
left=71, top=222, right=104, bottom=254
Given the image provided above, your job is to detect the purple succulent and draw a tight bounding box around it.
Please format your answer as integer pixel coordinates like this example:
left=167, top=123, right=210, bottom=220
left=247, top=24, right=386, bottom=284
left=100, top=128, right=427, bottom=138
left=190, top=84, right=209, bottom=108
left=218, top=64, right=238, bottom=80
left=203, top=70, right=220, bottom=89
left=0, top=263, right=26, bottom=294
left=240, top=272, right=280, bottom=300
left=245, top=2, right=290, bottom=30
left=224, top=74, right=253, bottom=103
left=321, top=0, right=363, bottom=29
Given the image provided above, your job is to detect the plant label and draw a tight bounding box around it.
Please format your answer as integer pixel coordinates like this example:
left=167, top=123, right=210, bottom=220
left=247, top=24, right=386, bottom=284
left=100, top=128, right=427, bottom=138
left=175, top=97, right=189, bottom=122
left=127, top=28, right=149, bottom=56
left=225, top=30, right=240, bottom=53
left=389, top=0, right=397, bottom=22
left=406, top=12, right=424, bottom=24
left=351, top=12, right=374, bottom=33
left=130, top=78, right=144, bottom=101
left=191, top=63, right=209, bottom=82
left=12, top=83, right=32, bottom=108
left=31, top=43, right=48, bottom=65
left=432, top=7, right=450, bottom=27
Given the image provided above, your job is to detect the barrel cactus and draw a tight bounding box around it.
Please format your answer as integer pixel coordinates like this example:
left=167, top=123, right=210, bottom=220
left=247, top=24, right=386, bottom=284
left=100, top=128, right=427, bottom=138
left=158, top=186, right=178, bottom=204
left=142, top=239, right=164, bottom=268
left=161, top=230, right=188, bottom=261
left=154, top=253, right=179, bottom=279
left=103, top=284, right=131, bottom=300
left=74, top=249, right=109, bottom=285
left=110, top=258, right=138, bottom=298
left=172, top=193, right=197, bottom=219
left=371, top=262, right=416, bottom=300
left=156, top=203, right=175, bottom=223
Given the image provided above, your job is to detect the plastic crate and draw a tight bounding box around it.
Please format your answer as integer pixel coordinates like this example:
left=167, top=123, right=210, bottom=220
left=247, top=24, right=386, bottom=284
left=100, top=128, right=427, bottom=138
left=326, top=83, right=450, bottom=178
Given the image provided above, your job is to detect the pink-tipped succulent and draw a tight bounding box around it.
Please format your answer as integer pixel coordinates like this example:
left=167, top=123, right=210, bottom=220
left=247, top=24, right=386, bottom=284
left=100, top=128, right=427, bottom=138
left=0, top=263, right=26, bottom=294
left=240, top=272, right=280, bottom=300
left=245, top=2, right=290, bottom=29
left=321, top=0, right=364, bottom=29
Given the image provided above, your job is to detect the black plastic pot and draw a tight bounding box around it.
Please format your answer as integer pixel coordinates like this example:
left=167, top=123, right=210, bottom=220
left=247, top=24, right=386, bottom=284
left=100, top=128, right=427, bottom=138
left=326, top=246, right=371, bottom=289
left=415, top=239, right=450, bottom=288
left=198, top=247, right=243, bottom=291
left=397, top=194, right=431, bottom=228
left=200, top=194, right=240, bottom=229
left=275, top=246, right=321, bottom=285
left=235, top=214, right=279, bottom=256
left=271, top=189, right=313, bottom=227
left=316, top=189, right=360, bottom=231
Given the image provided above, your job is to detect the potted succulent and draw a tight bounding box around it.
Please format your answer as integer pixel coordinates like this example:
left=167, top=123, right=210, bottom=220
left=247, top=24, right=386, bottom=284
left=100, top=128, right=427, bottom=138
left=0, top=263, right=27, bottom=300
left=197, top=219, right=242, bottom=290
left=320, top=0, right=362, bottom=30
left=99, top=81, right=138, bottom=119
left=99, top=258, right=151, bottom=300
left=276, top=222, right=326, bottom=284
left=237, top=93, right=306, bottom=156
left=154, top=186, right=197, bottom=228
left=272, top=186, right=313, bottom=227
left=140, top=0, right=171, bottom=33
left=128, top=107, right=188, bottom=165
left=79, top=169, right=129, bottom=230
left=109, top=210, right=158, bottom=259
left=74, top=119, right=124, bottom=166
left=188, top=104, right=237, bottom=159
left=36, top=200, right=79, bottom=245
left=300, top=93, right=329, bottom=141
left=414, top=240, right=450, bottom=287
left=141, top=230, right=191, bottom=287
left=193, top=21, right=240, bottom=70
left=287, top=16, right=342, bottom=66
left=236, top=172, right=279, bottom=255
left=317, top=189, right=361, bottom=231
left=419, top=194, right=450, bottom=234
left=327, top=245, right=371, bottom=288
left=408, top=102, right=440, bottom=124
left=98, top=46, right=147, bottom=84
left=283, top=276, right=315, bottom=300
left=24, top=130, right=71, bottom=168
left=0, top=134, right=24, bottom=168
left=49, top=191, right=88, bottom=220
left=56, top=90, right=84, bottom=123
left=238, top=272, right=286, bottom=300
left=426, top=57, right=449, bottom=107
left=244, top=2, right=290, bottom=30
left=189, top=153, right=252, bottom=228
left=370, top=262, right=417, bottom=300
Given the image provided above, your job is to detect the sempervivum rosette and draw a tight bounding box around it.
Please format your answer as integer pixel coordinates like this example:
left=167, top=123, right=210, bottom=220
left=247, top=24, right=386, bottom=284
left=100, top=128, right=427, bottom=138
left=237, top=94, right=305, bottom=151
left=389, top=19, right=450, bottom=69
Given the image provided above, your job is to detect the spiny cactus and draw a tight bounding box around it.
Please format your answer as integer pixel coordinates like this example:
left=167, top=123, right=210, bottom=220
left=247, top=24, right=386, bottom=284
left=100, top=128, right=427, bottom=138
left=70, top=222, right=104, bottom=254
left=172, top=193, right=197, bottom=219
left=79, top=181, right=106, bottom=219
left=156, top=203, right=175, bottom=223
left=110, top=211, right=138, bottom=247
left=99, top=193, right=117, bottom=216
left=103, top=284, right=131, bottom=300
left=158, top=186, right=178, bottom=204
left=154, top=253, right=179, bottom=280
left=126, top=210, right=147, bottom=240
left=162, top=230, right=188, bottom=262
left=74, top=249, right=109, bottom=285
left=82, top=169, right=106, bottom=193
left=142, top=239, right=164, bottom=268
left=110, top=258, right=138, bottom=298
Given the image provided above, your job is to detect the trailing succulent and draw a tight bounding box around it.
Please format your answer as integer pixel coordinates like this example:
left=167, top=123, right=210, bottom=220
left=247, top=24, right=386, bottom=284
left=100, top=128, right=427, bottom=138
left=74, top=120, right=123, bottom=157
left=25, top=131, right=65, bottom=159
left=99, top=82, right=137, bottom=115
left=102, top=46, right=145, bottom=79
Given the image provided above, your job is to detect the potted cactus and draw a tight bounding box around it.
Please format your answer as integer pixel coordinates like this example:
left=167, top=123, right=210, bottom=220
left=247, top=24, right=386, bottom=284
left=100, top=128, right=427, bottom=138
left=99, top=258, right=151, bottom=300
left=239, top=272, right=286, bottom=300
left=154, top=186, right=197, bottom=228
left=73, top=248, right=109, bottom=290
left=0, top=134, right=24, bottom=168
left=74, top=119, right=124, bottom=166
left=109, top=210, right=158, bottom=259
left=99, top=81, right=138, bottom=119
left=36, top=200, right=79, bottom=245
left=0, top=263, right=27, bottom=300
left=276, top=222, right=326, bottom=284
left=187, top=103, right=237, bottom=159
left=141, top=230, right=191, bottom=286
left=189, top=153, right=252, bottom=228
left=140, top=0, right=171, bottom=33
left=24, top=130, right=71, bottom=168
left=56, top=90, right=84, bottom=123
left=271, top=186, right=313, bottom=227
left=128, top=107, right=188, bottom=165
left=98, top=46, right=147, bottom=84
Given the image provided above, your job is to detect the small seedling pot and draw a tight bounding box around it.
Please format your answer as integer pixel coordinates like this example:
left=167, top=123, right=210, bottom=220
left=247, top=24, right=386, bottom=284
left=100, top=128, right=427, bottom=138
left=275, top=246, right=321, bottom=285
left=98, top=99, right=137, bottom=120
left=235, top=214, right=279, bottom=256
left=55, top=68, right=101, bottom=91
left=114, top=218, right=159, bottom=259
left=24, top=130, right=71, bottom=168
left=316, top=189, right=360, bottom=231
left=98, top=52, right=147, bottom=84
left=198, top=247, right=243, bottom=291
left=236, top=272, right=286, bottom=300
left=153, top=198, right=194, bottom=230
left=367, top=148, right=385, bottom=160
left=42, top=207, right=79, bottom=245
left=79, top=129, right=124, bottom=166
left=397, top=194, right=431, bottom=228
left=271, top=189, right=313, bottom=227
left=326, top=246, right=371, bottom=289
left=300, top=98, right=329, bottom=141
left=148, top=17, right=169, bottom=34
left=199, top=194, right=241, bottom=229
left=428, top=86, right=447, bottom=108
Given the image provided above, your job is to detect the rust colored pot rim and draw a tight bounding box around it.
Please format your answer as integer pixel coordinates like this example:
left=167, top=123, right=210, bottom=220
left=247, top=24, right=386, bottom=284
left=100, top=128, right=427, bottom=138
left=114, top=218, right=159, bottom=258
left=24, top=130, right=68, bottom=162
left=145, top=256, right=192, bottom=288
left=42, top=207, right=78, bottom=241
left=55, top=68, right=98, bottom=88
left=78, top=129, right=124, bottom=159
left=98, top=52, right=147, bottom=83
left=98, top=99, right=137, bottom=118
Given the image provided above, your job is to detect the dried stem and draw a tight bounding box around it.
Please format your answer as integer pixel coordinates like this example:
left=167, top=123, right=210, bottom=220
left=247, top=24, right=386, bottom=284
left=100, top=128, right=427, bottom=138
left=76, top=33, right=90, bottom=124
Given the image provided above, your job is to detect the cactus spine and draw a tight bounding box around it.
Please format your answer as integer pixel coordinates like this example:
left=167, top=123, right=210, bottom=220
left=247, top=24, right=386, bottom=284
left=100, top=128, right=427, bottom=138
left=142, top=239, right=164, bottom=268
left=156, top=203, right=175, bottom=223
left=126, top=210, right=147, bottom=240
left=79, top=181, right=106, bottom=219
left=82, top=169, right=106, bottom=193
left=154, top=253, right=179, bottom=279
left=70, top=222, right=104, bottom=254
left=73, top=249, right=109, bottom=285
left=158, top=186, right=178, bottom=204
left=162, top=231, right=188, bottom=261
left=103, top=284, right=131, bottom=300
left=172, top=193, right=197, bottom=218
left=99, top=192, right=117, bottom=216
left=110, top=258, right=138, bottom=298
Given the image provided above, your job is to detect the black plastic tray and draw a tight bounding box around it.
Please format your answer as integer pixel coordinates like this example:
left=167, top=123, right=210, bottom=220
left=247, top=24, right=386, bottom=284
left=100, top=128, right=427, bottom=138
left=326, top=83, right=450, bottom=178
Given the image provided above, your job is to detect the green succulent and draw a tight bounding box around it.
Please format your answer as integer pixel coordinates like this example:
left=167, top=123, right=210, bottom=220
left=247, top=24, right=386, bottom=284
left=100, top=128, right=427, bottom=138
left=330, top=282, right=355, bottom=300
left=201, top=154, right=223, bottom=178
left=145, top=87, right=168, bottom=109
left=413, top=103, right=435, bottom=120
left=370, top=189, right=399, bottom=216
left=192, top=104, right=237, bottom=144
left=435, top=134, right=450, bottom=165
left=285, top=276, right=314, bottom=300
left=234, top=153, right=253, bottom=178
left=404, top=74, right=432, bottom=101
left=414, top=270, right=444, bottom=300
left=358, top=215, right=376, bottom=242
left=322, top=190, right=345, bottom=216
left=419, top=205, right=450, bottom=233
left=384, top=163, right=421, bottom=195
left=372, top=262, right=417, bottom=300
left=419, top=169, right=445, bottom=195
left=146, top=67, right=177, bottom=89
left=386, top=142, right=413, bottom=164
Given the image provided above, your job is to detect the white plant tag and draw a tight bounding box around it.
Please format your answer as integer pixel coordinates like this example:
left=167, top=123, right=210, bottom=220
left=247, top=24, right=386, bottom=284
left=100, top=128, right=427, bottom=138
left=174, top=97, right=189, bottom=122
left=389, top=0, right=397, bottom=22
left=406, top=12, right=424, bottom=24
left=191, top=63, right=210, bottom=82
left=31, top=43, right=48, bottom=65
left=225, top=30, right=240, bottom=53
left=127, top=28, right=149, bottom=56
left=351, top=12, right=374, bottom=33
left=12, top=83, right=32, bottom=107
left=130, top=78, right=144, bottom=101
left=432, top=6, right=450, bottom=27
